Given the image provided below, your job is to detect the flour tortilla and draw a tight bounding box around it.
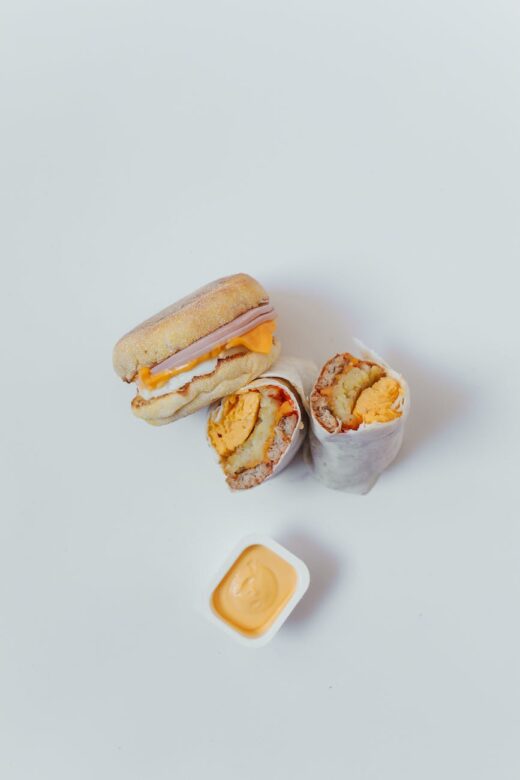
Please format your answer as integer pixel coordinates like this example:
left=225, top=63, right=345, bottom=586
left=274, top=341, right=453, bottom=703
left=208, top=356, right=318, bottom=489
left=306, top=341, right=410, bottom=494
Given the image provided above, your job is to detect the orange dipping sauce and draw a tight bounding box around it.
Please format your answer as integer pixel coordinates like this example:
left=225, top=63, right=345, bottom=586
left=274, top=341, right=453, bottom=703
left=211, top=544, right=298, bottom=638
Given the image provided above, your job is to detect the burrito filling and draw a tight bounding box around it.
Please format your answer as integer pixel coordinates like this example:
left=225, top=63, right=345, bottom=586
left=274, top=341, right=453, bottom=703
left=136, top=318, right=277, bottom=400
left=208, top=384, right=299, bottom=490
left=311, top=353, right=402, bottom=433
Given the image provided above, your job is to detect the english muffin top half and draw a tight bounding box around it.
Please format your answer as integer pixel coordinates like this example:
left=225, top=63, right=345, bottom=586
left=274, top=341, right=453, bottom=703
left=113, top=273, right=270, bottom=382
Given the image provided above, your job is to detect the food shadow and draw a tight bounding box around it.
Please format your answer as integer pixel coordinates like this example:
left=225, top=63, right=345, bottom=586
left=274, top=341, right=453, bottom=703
left=270, top=287, right=361, bottom=368
left=272, top=288, right=470, bottom=471
left=382, top=345, right=470, bottom=470
left=277, top=530, right=342, bottom=626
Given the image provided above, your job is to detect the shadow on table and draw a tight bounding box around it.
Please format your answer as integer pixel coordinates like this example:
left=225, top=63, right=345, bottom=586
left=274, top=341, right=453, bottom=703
left=270, top=286, right=360, bottom=367
left=271, top=286, right=470, bottom=470
left=382, top=345, right=469, bottom=471
left=277, top=530, right=342, bottom=626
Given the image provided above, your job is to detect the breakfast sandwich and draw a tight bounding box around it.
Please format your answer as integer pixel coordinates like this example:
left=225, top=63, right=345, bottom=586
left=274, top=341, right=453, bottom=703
left=113, top=274, right=280, bottom=425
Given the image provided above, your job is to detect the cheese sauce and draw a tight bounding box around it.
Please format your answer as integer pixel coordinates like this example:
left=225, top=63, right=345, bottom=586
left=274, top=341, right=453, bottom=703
left=211, top=544, right=298, bottom=637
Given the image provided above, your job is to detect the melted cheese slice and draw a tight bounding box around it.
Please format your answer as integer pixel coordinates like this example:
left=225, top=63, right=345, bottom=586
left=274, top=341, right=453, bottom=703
left=138, top=320, right=276, bottom=391
left=225, top=320, right=276, bottom=353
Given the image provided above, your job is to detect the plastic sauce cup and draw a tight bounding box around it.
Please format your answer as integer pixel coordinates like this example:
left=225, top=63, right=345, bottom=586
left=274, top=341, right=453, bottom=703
left=205, top=535, right=310, bottom=647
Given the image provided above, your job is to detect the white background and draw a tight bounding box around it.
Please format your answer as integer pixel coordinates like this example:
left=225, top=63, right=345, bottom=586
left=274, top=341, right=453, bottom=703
left=1, top=1, right=519, bottom=778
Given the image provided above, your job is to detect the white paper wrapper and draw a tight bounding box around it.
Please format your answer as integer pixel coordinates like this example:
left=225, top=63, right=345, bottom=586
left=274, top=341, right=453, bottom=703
left=208, top=356, right=318, bottom=489
left=306, top=341, right=410, bottom=494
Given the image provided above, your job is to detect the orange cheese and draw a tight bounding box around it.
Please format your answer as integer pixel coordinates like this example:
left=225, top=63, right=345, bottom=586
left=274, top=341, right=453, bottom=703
left=138, top=320, right=276, bottom=391
left=225, top=320, right=276, bottom=354
left=138, top=345, right=223, bottom=391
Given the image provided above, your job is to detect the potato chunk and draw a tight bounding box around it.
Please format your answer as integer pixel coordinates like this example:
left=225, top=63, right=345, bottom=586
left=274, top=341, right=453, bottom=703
left=328, top=365, right=384, bottom=428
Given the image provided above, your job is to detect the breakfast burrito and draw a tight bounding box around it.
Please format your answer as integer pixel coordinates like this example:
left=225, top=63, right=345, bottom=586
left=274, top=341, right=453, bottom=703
left=307, top=343, right=409, bottom=493
left=207, top=357, right=317, bottom=490
left=112, top=274, right=280, bottom=424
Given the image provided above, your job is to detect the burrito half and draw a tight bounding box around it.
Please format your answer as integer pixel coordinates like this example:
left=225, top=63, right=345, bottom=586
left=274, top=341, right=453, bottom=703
left=208, top=357, right=317, bottom=490
left=308, top=344, right=409, bottom=493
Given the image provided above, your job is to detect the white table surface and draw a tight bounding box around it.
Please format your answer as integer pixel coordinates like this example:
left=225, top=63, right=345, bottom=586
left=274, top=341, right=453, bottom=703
left=2, top=1, right=519, bottom=778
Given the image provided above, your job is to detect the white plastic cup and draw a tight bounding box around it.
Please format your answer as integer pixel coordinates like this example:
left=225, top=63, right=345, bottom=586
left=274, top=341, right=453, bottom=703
left=205, top=535, right=310, bottom=647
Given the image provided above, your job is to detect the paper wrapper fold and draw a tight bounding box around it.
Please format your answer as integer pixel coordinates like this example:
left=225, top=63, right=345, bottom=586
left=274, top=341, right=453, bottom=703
left=208, top=356, right=318, bottom=489
left=306, top=341, right=410, bottom=494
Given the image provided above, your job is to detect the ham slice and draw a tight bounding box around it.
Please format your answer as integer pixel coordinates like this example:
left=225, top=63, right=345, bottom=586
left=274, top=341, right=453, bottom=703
left=150, top=303, right=276, bottom=376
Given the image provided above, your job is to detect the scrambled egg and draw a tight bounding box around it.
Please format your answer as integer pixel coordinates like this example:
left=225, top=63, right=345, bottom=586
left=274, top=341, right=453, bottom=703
left=353, top=376, right=402, bottom=424
left=223, top=392, right=280, bottom=475
left=208, top=392, right=260, bottom=457
left=208, top=387, right=296, bottom=475
left=320, top=362, right=402, bottom=429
